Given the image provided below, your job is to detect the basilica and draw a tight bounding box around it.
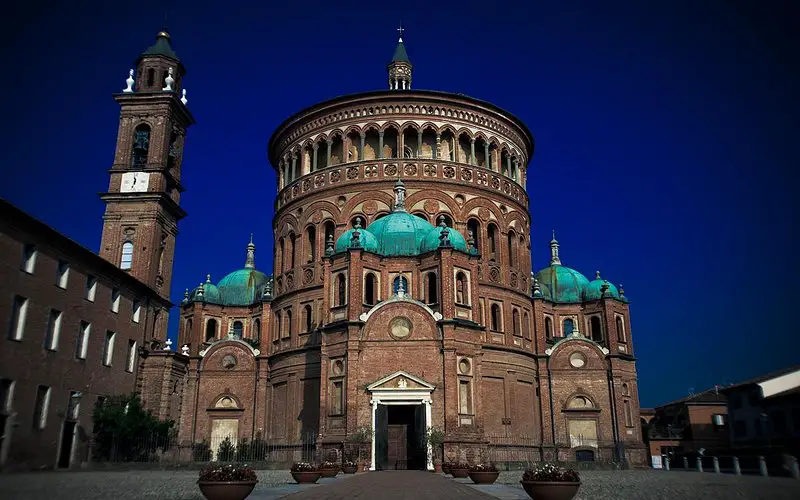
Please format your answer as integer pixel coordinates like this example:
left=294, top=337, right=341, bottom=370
left=0, top=28, right=646, bottom=471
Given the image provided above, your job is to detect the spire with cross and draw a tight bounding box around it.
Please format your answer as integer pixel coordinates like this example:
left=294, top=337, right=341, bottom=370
left=388, top=23, right=412, bottom=90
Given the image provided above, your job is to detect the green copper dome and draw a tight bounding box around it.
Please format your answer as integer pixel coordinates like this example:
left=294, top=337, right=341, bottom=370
left=419, top=224, right=469, bottom=253
left=217, top=269, right=269, bottom=306
left=334, top=227, right=380, bottom=254
left=367, top=211, right=436, bottom=256
left=584, top=273, right=620, bottom=301
left=534, top=265, right=590, bottom=304
left=140, top=30, right=179, bottom=61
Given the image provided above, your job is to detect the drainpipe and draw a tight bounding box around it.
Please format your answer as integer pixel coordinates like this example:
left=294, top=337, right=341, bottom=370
left=190, top=362, right=201, bottom=443
left=252, top=357, right=259, bottom=438
left=607, top=365, right=620, bottom=461
left=547, top=360, right=556, bottom=454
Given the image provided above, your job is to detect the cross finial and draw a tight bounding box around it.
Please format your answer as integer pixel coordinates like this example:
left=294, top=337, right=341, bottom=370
left=397, top=22, right=405, bottom=42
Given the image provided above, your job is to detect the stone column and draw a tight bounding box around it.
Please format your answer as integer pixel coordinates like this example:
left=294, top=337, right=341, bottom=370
left=370, top=398, right=378, bottom=471
left=417, top=130, right=423, bottom=158
left=470, top=139, right=476, bottom=165
left=291, top=154, right=298, bottom=181
left=512, top=158, right=519, bottom=181
left=359, top=132, right=366, bottom=161
left=435, top=133, right=441, bottom=160
left=378, top=131, right=384, bottom=159
left=278, top=162, right=285, bottom=189
left=424, top=399, right=433, bottom=471
left=326, top=139, right=332, bottom=166
left=312, top=143, right=318, bottom=172
left=484, top=144, right=490, bottom=169
left=506, top=156, right=512, bottom=177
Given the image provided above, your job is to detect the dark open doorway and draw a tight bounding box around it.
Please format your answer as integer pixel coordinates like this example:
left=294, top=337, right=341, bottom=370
left=57, top=421, right=76, bottom=468
left=375, top=404, right=427, bottom=470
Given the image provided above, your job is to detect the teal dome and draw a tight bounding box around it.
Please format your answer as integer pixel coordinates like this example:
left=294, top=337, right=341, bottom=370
left=217, top=268, right=269, bottom=306
left=189, top=276, right=221, bottom=304
left=534, top=265, right=590, bottom=304
left=366, top=211, right=437, bottom=256
left=584, top=275, right=620, bottom=301
left=419, top=224, right=469, bottom=253
left=334, top=228, right=380, bottom=254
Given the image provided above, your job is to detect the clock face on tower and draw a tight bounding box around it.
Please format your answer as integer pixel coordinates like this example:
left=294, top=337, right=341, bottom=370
left=120, top=172, right=150, bottom=193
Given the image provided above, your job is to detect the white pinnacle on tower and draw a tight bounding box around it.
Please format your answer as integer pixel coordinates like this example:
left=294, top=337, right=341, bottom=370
left=162, top=67, right=175, bottom=91
left=123, top=69, right=134, bottom=93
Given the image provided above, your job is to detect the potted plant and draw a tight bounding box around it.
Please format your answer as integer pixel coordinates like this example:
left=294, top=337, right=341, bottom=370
left=342, top=459, right=358, bottom=474
left=346, top=425, right=373, bottom=472
left=448, top=462, right=470, bottom=478
left=319, top=460, right=340, bottom=478
left=290, top=462, right=321, bottom=484
left=468, top=463, right=500, bottom=484
left=197, top=463, right=258, bottom=500
left=423, top=427, right=446, bottom=472
left=442, top=461, right=452, bottom=475
left=520, top=462, right=581, bottom=500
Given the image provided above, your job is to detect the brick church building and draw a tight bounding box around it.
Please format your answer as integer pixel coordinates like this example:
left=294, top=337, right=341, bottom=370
left=0, top=29, right=646, bottom=470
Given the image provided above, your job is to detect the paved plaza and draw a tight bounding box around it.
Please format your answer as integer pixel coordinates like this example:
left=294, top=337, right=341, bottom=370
left=0, top=468, right=798, bottom=499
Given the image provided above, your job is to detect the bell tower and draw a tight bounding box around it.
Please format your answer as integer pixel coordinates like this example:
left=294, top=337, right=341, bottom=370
left=99, top=28, right=195, bottom=301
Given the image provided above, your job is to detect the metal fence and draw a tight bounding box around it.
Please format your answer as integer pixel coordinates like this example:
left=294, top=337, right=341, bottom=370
left=484, top=433, right=627, bottom=469
left=90, top=433, right=319, bottom=466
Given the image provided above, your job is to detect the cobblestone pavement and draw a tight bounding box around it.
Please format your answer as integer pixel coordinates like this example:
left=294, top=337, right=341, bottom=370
left=1, top=468, right=799, bottom=500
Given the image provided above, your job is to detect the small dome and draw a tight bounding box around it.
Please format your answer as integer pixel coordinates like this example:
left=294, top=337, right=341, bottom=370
left=419, top=224, right=469, bottom=253
left=584, top=274, right=620, bottom=301
left=217, top=268, right=269, bottom=306
left=534, top=265, right=590, bottom=304
left=366, top=211, right=436, bottom=256
left=334, top=228, right=380, bottom=254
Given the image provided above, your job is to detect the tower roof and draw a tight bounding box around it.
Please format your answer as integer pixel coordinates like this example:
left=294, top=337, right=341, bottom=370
left=391, top=39, right=410, bottom=64
left=140, top=29, right=180, bottom=61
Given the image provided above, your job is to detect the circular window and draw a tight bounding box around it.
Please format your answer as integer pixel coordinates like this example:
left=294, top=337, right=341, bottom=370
left=332, top=359, right=344, bottom=376
left=458, top=359, right=471, bottom=375
left=221, top=354, right=237, bottom=369
left=569, top=352, right=586, bottom=368
left=389, top=317, right=412, bottom=339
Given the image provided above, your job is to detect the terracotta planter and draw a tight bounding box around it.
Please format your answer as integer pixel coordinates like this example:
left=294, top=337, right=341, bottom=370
left=197, top=480, right=258, bottom=500
left=468, top=471, right=499, bottom=484
left=342, top=465, right=358, bottom=474
left=449, top=468, right=469, bottom=478
left=433, top=463, right=443, bottom=473
left=319, top=467, right=339, bottom=478
left=290, top=471, right=321, bottom=484
left=520, top=481, right=581, bottom=500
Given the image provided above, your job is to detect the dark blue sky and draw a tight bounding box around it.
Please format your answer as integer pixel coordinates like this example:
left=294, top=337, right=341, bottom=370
left=2, top=0, right=798, bottom=407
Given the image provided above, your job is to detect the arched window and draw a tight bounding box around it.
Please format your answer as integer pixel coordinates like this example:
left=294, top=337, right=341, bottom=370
left=545, top=317, right=553, bottom=340
left=512, top=309, right=521, bottom=336
left=467, top=219, right=480, bottom=252
left=253, top=318, right=261, bottom=342
left=120, top=241, right=134, bottom=270
left=563, top=318, right=575, bottom=337
left=288, top=233, right=296, bottom=269
left=616, top=316, right=625, bottom=342
left=426, top=273, right=437, bottom=305
left=286, top=309, right=293, bottom=336
left=274, top=311, right=282, bottom=340
left=487, top=224, right=498, bottom=261
left=336, top=274, right=347, bottom=306
left=393, top=275, right=408, bottom=295
left=185, top=318, right=193, bottom=338
left=523, top=312, right=531, bottom=339
left=131, top=124, right=150, bottom=168
left=622, top=383, right=630, bottom=397
left=507, top=230, right=515, bottom=267
left=205, top=319, right=217, bottom=342
left=305, top=226, right=316, bottom=263
left=490, top=304, right=501, bottom=332
left=323, top=221, right=335, bottom=255
left=364, top=273, right=377, bottom=305
left=590, top=316, right=603, bottom=342
left=232, top=321, right=243, bottom=339
left=304, top=304, right=313, bottom=332
left=278, top=238, right=285, bottom=274
left=455, top=272, right=468, bottom=305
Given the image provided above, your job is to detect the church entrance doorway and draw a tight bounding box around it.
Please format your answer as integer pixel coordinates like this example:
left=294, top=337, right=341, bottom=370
left=376, top=404, right=426, bottom=470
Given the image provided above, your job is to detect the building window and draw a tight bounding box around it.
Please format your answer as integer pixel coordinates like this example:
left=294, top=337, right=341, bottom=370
left=303, top=305, right=313, bottom=332
left=523, top=312, right=531, bottom=339
left=616, top=316, right=625, bottom=342
left=253, top=318, right=261, bottom=342
left=512, top=309, right=521, bottom=336
left=364, top=273, right=377, bottom=305
left=103, top=331, right=116, bottom=366
left=8, top=295, right=28, bottom=341
left=232, top=321, right=243, bottom=339
left=621, top=383, right=630, bottom=397
left=21, top=244, right=37, bottom=274
left=563, top=318, right=575, bottom=337
left=205, top=318, right=217, bottom=342
left=507, top=230, right=515, bottom=267
left=467, top=219, right=480, bottom=252
left=305, top=226, right=316, bottom=263
left=120, top=241, right=134, bottom=270
left=323, top=221, right=335, bottom=256
left=131, top=124, right=150, bottom=168
left=45, top=309, right=62, bottom=351
left=331, top=380, right=344, bottom=415
left=111, top=288, right=120, bottom=313
left=426, top=273, right=437, bottom=305
left=288, top=233, right=296, bottom=269
left=459, top=379, right=473, bottom=414
left=734, top=420, right=747, bottom=438
left=56, top=260, right=70, bottom=289
left=1, top=379, right=15, bottom=412
left=33, top=385, right=51, bottom=429
left=76, top=321, right=90, bottom=360
left=545, top=316, right=553, bottom=340
left=336, top=274, right=347, bottom=306
left=85, top=276, right=97, bottom=302
left=590, top=316, right=603, bottom=342
left=67, top=391, right=80, bottom=420
left=490, top=304, right=501, bottom=332
left=624, top=399, right=633, bottom=427
left=132, top=300, right=141, bottom=323
left=487, top=224, right=498, bottom=261
left=126, top=340, right=137, bottom=373
left=274, top=311, right=282, bottom=341
left=455, top=272, right=469, bottom=305
left=285, top=309, right=292, bottom=337
left=392, top=275, right=408, bottom=296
